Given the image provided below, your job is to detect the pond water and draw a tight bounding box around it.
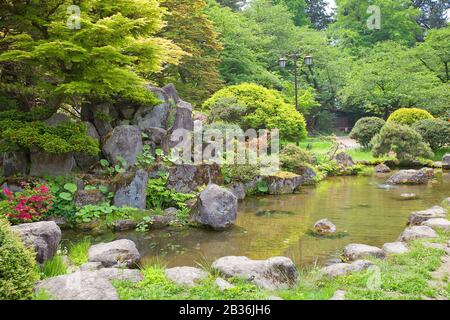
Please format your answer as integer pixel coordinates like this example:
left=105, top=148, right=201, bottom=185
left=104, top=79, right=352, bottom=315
left=63, top=172, right=450, bottom=268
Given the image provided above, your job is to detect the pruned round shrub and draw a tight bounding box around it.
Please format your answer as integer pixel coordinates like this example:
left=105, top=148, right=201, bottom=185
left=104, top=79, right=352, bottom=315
left=371, top=123, right=433, bottom=162
left=280, top=144, right=313, bottom=173
left=412, top=119, right=450, bottom=151
left=0, top=217, right=39, bottom=300
left=207, top=97, right=247, bottom=124
left=203, top=83, right=308, bottom=142
left=349, top=117, right=386, bottom=148
left=387, top=108, right=434, bottom=126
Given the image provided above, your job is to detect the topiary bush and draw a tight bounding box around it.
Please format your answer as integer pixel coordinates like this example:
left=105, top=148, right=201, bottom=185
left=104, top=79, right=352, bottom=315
left=387, top=108, right=434, bottom=126
left=371, top=123, right=433, bottom=162
left=412, top=119, right=450, bottom=151
left=202, top=83, right=308, bottom=142
left=207, top=97, right=247, bottom=124
left=349, top=117, right=386, bottom=148
left=280, top=144, right=313, bottom=173
left=0, top=217, right=39, bottom=300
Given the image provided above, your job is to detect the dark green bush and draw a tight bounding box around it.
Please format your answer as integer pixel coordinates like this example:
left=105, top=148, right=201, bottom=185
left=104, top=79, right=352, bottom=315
left=280, top=144, right=313, bottom=173
left=371, top=123, right=433, bottom=162
left=349, top=117, right=386, bottom=148
left=0, top=218, right=39, bottom=300
left=387, top=108, right=434, bottom=126
left=207, top=97, right=247, bottom=124
left=412, top=119, right=450, bottom=151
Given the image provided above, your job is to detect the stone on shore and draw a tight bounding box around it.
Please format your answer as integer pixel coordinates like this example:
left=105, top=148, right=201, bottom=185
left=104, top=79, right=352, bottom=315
left=407, top=206, right=447, bottom=226
left=164, top=267, right=208, bottom=287
left=343, top=244, right=385, bottom=261
left=382, top=242, right=409, bottom=255
left=321, top=260, right=374, bottom=278
left=422, top=218, right=450, bottom=232
left=374, top=163, right=391, bottom=173
left=397, top=226, right=438, bottom=242
left=88, top=239, right=140, bottom=268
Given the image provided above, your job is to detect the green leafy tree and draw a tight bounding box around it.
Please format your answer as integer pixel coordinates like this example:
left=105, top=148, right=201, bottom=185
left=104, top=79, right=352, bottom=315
left=155, top=0, right=224, bottom=105
left=412, top=0, right=450, bottom=29
left=273, top=0, right=311, bottom=26
left=305, top=0, right=334, bottom=30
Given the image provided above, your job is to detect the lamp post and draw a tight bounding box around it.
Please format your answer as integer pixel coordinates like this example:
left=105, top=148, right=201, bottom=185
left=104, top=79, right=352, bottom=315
left=279, top=54, right=313, bottom=112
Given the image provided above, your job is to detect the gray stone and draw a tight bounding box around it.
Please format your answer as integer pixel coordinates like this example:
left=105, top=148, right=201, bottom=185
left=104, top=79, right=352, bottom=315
left=162, top=83, right=181, bottom=104
left=268, top=296, right=284, bottom=300
left=420, top=167, right=435, bottom=179
left=29, top=149, right=75, bottom=177
left=2, top=150, right=29, bottom=176
left=79, top=262, right=103, bottom=272
left=297, top=166, right=318, bottom=185
left=34, top=268, right=143, bottom=300
left=212, top=256, right=298, bottom=291
left=408, top=206, right=447, bottom=226
left=88, top=239, right=140, bottom=268
left=74, top=122, right=100, bottom=170
left=91, top=103, right=114, bottom=138
left=164, top=267, right=208, bottom=287
left=215, top=277, right=235, bottom=291
left=442, top=154, right=450, bottom=170
left=321, top=260, right=374, bottom=278
left=374, top=163, right=391, bottom=173
left=382, top=242, right=409, bottom=255
left=146, top=127, right=167, bottom=145
left=112, top=220, right=137, bottom=232
left=330, top=290, right=346, bottom=300
left=172, top=101, right=194, bottom=132
left=74, top=190, right=105, bottom=207
left=422, top=218, right=450, bottom=232
left=113, top=169, right=148, bottom=209
left=343, top=244, right=385, bottom=262
left=44, top=113, right=72, bottom=126
left=102, top=125, right=143, bottom=168
left=194, top=184, right=238, bottom=230
left=387, top=170, right=429, bottom=185
left=167, top=163, right=223, bottom=193
left=398, top=226, right=438, bottom=242
left=266, top=173, right=303, bottom=195
left=46, top=216, right=70, bottom=230
left=228, top=183, right=246, bottom=201
left=313, top=219, right=336, bottom=235
left=334, top=152, right=355, bottom=167
left=12, top=221, right=61, bottom=263
left=399, top=193, right=418, bottom=200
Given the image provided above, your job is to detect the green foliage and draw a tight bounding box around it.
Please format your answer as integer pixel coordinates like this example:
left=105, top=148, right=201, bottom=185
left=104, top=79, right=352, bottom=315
left=207, top=98, right=247, bottom=124
left=40, top=254, right=67, bottom=279
left=136, top=145, right=156, bottom=169
left=0, top=218, right=39, bottom=300
left=68, top=239, right=91, bottom=266
left=412, top=119, right=450, bottom=151
left=74, top=203, right=135, bottom=225
left=146, top=172, right=195, bottom=210
left=100, top=157, right=127, bottom=176
left=222, top=164, right=261, bottom=184
left=371, top=123, right=434, bottom=162
left=47, top=177, right=77, bottom=223
left=387, top=108, right=434, bottom=126
left=203, top=83, right=308, bottom=142
left=280, top=144, right=313, bottom=173
left=349, top=117, right=386, bottom=148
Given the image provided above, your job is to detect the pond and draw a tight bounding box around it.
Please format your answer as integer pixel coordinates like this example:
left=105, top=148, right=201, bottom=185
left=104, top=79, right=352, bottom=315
left=63, top=171, right=450, bottom=268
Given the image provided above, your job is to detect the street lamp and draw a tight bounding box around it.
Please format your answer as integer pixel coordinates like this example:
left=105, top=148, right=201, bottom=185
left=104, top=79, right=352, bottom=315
left=278, top=53, right=313, bottom=112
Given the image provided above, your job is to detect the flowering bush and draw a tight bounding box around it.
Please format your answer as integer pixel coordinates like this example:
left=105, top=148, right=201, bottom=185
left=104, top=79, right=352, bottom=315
left=0, top=183, right=53, bottom=225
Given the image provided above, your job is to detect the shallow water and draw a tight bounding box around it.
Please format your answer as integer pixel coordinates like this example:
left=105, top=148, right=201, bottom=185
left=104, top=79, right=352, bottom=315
left=63, top=172, right=450, bottom=268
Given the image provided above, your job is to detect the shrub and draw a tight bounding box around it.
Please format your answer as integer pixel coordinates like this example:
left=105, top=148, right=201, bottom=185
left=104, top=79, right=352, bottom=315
left=207, top=97, right=247, bottom=124
left=412, top=119, right=450, bottom=151
left=371, top=123, right=433, bottom=162
left=280, top=144, right=313, bottom=173
left=0, top=184, right=53, bottom=225
left=387, top=108, right=434, bottom=126
left=0, top=217, right=39, bottom=300
left=222, top=164, right=261, bottom=184
left=203, top=83, right=308, bottom=142
left=349, top=117, right=386, bottom=148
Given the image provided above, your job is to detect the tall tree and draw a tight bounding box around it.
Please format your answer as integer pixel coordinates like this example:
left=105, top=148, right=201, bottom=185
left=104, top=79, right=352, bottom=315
left=412, top=0, right=450, bottom=29
left=272, top=0, right=311, bottom=26
left=156, top=0, right=224, bottom=105
left=305, top=0, right=334, bottom=30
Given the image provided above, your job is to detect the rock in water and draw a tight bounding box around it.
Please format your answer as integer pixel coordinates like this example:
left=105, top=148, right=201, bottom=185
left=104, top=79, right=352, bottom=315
left=88, top=239, right=140, bottom=268
left=407, top=206, right=447, bottom=226
left=266, top=172, right=303, bottom=195
left=397, top=226, right=438, bottom=242
left=113, top=169, right=148, bottom=209
left=212, top=256, right=298, bottom=291
left=387, top=170, right=429, bottom=185
left=374, top=163, right=391, bottom=173
left=313, top=219, right=337, bottom=235
left=194, top=184, right=238, bottom=230
left=442, top=154, right=450, bottom=170
left=334, top=152, right=355, bottom=168
left=342, top=244, right=385, bottom=261
left=164, top=267, right=208, bottom=287
left=12, top=221, right=61, bottom=263
left=102, top=125, right=143, bottom=168
left=399, top=193, right=418, bottom=201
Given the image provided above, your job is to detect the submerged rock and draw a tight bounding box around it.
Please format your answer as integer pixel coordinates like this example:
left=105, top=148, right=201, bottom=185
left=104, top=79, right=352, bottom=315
left=399, top=193, right=418, bottom=201
left=407, top=206, right=448, bottom=226
left=397, top=226, right=438, bottom=242
left=387, top=170, right=429, bottom=185
left=212, top=256, right=298, bottom=290
left=343, top=244, right=385, bottom=261
left=12, top=221, right=61, bottom=263
left=165, top=267, right=208, bottom=287
left=256, top=210, right=294, bottom=217
left=88, top=239, right=140, bottom=268
left=313, top=219, right=337, bottom=236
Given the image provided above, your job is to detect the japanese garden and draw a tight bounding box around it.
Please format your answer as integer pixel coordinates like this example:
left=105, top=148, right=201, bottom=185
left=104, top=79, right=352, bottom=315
left=0, top=0, right=450, bottom=302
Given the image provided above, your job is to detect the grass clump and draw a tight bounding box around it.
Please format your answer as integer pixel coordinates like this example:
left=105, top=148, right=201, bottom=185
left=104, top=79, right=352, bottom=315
left=68, top=238, right=91, bottom=266
left=40, top=254, right=68, bottom=279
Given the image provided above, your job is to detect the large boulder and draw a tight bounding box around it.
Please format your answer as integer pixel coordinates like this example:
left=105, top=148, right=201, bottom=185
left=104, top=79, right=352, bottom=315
left=2, top=150, right=29, bottom=176
left=374, top=163, right=391, bottom=173
left=228, top=183, right=246, bottom=201
left=442, top=154, right=450, bottom=170
left=313, top=219, right=336, bottom=236
left=162, top=83, right=181, bottom=104
left=88, top=239, right=140, bottom=268
left=334, top=152, right=355, bottom=168
left=212, top=256, right=299, bottom=290
left=44, top=113, right=72, bottom=126
left=135, top=86, right=170, bottom=130
left=342, top=244, right=385, bottom=261
left=266, top=172, right=303, bottom=195
left=387, top=170, right=429, bottom=185
left=321, top=260, right=374, bottom=278
left=74, top=190, right=105, bottom=207
left=166, top=163, right=223, bottom=193
left=397, top=226, right=438, bottom=242
left=102, top=125, right=143, bottom=168
left=193, top=184, right=238, bottom=230
left=382, top=242, right=409, bottom=255
left=83, top=103, right=114, bottom=138
left=172, top=101, right=194, bottom=132
left=113, top=169, right=148, bottom=209
left=422, top=218, right=450, bottom=232
left=12, top=221, right=61, bottom=263
left=407, top=206, right=447, bottom=226
left=34, top=268, right=143, bottom=300
left=29, top=149, right=75, bottom=177
left=164, top=267, right=208, bottom=287
left=74, top=122, right=100, bottom=170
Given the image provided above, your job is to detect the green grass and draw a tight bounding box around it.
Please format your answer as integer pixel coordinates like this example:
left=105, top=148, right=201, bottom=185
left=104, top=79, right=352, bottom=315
left=40, top=255, right=68, bottom=279
left=68, top=238, right=91, bottom=266
left=432, top=148, right=450, bottom=161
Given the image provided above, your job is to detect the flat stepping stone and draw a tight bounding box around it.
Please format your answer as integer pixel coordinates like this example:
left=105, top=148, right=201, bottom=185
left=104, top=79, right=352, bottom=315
left=422, top=218, right=450, bottom=232
left=408, top=206, right=447, bottom=226
left=398, top=226, right=438, bottom=242
left=164, top=267, right=208, bottom=287
left=343, top=244, right=385, bottom=261
left=88, top=239, right=140, bottom=268
left=321, top=260, right=374, bottom=278
left=382, top=242, right=409, bottom=255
